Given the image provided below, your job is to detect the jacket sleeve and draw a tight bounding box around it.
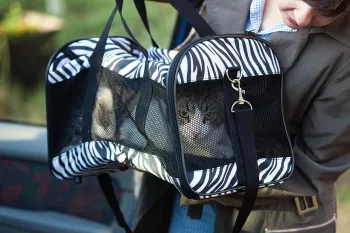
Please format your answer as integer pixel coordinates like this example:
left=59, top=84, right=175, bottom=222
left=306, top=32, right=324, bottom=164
left=294, top=62, right=350, bottom=187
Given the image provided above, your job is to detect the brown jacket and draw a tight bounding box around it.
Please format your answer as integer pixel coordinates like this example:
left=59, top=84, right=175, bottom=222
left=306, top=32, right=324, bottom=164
left=132, top=0, right=350, bottom=231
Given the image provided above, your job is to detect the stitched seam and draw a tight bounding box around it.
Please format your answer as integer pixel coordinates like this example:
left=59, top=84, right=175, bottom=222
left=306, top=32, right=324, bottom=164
left=265, top=214, right=336, bottom=233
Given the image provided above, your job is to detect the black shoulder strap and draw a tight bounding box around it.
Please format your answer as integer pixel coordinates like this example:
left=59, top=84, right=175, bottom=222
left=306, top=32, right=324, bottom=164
left=231, top=108, right=259, bottom=233
left=133, top=0, right=159, bottom=47
left=98, top=174, right=133, bottom=233
left=168, top=0, right=215, bottom=37
left=223, top=70, right=259, bottom=233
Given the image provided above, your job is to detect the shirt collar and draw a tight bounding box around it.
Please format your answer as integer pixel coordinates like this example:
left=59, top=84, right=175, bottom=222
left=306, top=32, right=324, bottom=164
left=245, top=0, right=297, bottom=36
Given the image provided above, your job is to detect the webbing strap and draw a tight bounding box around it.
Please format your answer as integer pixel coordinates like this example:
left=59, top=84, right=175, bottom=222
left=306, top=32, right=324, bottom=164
left=223, top=70, right=259, bottom=233
left=97, top=174, right=133, bottom=233
left=168, top=0, right=216, bottom=37
left=232, top=108, right=259, bottom=233
left=133, top=0, right=158, bottom=47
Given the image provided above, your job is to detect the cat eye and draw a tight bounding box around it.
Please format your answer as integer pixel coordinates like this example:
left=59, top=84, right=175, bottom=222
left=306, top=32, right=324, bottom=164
left=178, top=110, right=190, bottom=119
left=204, top=112, right=215, bottom=121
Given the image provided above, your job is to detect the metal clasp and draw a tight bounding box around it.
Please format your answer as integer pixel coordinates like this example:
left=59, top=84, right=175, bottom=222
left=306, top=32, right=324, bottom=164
left=294, top=196, right=319, bottom=216
left=225, top=69, right=252, bottom=112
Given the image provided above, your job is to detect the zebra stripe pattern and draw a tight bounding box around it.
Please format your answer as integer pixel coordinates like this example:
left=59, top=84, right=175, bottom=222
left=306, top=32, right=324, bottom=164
left=176, top=38, right=281, bottom=84
left=47, top=37, right=177, bottom=86
left=47, top=37, right=281, bottom=87
left=48, top=35, right=287, bottom=197
left=51, top=141, right=292, bottom=198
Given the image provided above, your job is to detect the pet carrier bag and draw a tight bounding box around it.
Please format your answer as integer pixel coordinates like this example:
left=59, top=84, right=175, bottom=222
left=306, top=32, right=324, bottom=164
left=45, top=0, right=294, bottom=232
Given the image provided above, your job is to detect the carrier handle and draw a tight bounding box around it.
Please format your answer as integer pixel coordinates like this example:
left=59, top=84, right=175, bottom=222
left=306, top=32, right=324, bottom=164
left=134, top=0, right=215, bottom=38
left=168, top=0, right=215, bottom=37
left=115, top=0, right=150, bottom=61
left=133, top=0, right=159, bottom=47
left=133, top=0, right=212, bottom=44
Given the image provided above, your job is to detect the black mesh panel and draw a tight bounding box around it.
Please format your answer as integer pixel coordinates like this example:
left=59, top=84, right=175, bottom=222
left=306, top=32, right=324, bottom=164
left=91, top=68, right=177, bottom=176
left=241, top=74, right=291, bottom=159
left=176, top=80, right=236, bottom=172
left=176, top=75, right=291, bottom=173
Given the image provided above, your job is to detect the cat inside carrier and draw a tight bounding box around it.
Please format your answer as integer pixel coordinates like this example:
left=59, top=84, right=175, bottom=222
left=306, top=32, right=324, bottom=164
left=45, top=0, right=294, bottom=232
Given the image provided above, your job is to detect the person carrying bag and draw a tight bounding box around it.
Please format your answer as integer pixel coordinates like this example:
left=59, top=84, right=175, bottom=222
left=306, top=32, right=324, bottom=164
left=45, top=0, right=350, bottom=232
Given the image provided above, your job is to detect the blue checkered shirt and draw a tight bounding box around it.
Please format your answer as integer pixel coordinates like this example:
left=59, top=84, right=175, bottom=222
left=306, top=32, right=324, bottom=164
left=245, top=0, right=297, bottom=39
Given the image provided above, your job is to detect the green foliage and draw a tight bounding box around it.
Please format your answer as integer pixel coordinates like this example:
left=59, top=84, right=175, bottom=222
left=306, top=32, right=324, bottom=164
left=0, top=0, right=177, bottom=124
left=55, top=0, right=177, bottom=48
left=0, top=2, right=41, bottom=36
left=1, top=0, right=177, bottom=48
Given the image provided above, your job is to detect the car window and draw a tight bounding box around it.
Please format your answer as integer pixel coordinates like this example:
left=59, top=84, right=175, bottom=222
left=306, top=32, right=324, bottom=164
left=0, top=0, right=177, bottom=125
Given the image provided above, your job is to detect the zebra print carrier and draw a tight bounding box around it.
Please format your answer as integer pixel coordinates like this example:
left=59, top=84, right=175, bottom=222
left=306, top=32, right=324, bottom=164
left=46, top=0, right=294, bottom=232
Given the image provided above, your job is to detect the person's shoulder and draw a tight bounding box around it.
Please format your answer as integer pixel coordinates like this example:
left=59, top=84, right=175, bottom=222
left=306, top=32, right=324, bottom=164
left=311, top=14, right=350, bottom=49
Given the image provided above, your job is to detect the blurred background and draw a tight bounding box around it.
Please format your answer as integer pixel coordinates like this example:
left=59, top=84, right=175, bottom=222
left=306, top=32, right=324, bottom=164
left=0, top=0, right=348, bottom=232
left=0, top=0, right=178, bottom=125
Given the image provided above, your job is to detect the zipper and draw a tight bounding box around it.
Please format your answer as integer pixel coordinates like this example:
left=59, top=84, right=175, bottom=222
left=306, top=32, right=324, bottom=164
left=166, top=32, right=293, bottom=199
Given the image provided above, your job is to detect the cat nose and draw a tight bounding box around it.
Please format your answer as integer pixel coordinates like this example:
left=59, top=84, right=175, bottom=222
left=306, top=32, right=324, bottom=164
left=192, top=131, right=201, bottom=138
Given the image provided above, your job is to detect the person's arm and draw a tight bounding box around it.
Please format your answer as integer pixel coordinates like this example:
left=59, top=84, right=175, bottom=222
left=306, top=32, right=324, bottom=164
left=294, top=61, right=350, bottom=186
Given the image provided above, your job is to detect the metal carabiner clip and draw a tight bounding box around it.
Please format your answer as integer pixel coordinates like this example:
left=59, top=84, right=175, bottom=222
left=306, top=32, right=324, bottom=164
left=226, top=69, right=244, bottom=93
left=225, top=68, right=252, bottom=112
left=230, top=79, right=253, bottom=112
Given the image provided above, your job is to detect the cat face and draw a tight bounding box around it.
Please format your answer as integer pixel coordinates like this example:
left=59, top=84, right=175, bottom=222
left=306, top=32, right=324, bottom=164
left=177, top=93, right=224, bottom=142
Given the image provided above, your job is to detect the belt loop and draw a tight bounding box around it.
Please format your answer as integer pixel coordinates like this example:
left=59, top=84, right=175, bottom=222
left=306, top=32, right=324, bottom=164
left=294, top=196, right=319, bottom=216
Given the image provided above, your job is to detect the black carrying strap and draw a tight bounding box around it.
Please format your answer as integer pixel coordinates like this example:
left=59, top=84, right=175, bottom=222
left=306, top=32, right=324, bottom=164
left=98, top=174, right=133, bottom=233
left=82, top=4, right=118, bottom=141
left=133, top=0, right=158, bottom=47
left=223, top=71, right=259, bottom=233
left=232, top=108, right=259, bottom=233
left=133, top=0, right=216, bottom=38
left=115, top=0, right=149, bottom=61
left=133, top=0, right=209, bottom=45
left=168, top=0, right=215, bottom=37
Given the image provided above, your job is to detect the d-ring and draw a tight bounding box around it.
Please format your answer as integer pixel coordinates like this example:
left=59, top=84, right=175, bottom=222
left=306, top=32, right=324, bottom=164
left=231, top=100, right=253, bottom=113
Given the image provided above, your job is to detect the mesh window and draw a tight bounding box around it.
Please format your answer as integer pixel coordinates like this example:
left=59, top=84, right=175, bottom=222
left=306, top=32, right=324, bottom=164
left=241, top=75, right=291, bottom=159
left=92, top=68, right=177, bottom=176
left=175, top=75, right=291, bottom=173
left=176, top=80, right=236, bottom=172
